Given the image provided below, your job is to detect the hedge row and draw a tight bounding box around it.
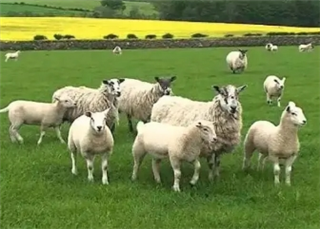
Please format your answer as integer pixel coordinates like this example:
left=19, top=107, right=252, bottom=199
left=7, top=2, right=92, bottom=12
left=2, top=35, right=319, bottom=51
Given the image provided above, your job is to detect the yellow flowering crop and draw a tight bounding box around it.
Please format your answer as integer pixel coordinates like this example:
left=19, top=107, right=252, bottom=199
left=1, top=17, right=319, bottom=41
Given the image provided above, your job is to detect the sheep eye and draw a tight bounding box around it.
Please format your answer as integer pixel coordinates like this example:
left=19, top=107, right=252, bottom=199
left=291, top=113, right=297, bottom=116
left=203, top=128, right=208, bottom=132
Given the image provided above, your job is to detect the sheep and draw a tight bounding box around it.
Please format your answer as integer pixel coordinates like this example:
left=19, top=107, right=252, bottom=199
left=0, top=95, right=76, bottom=145
left=226, top=49, right=248, bottom=74
left=131, top=120, right=217, bottom=192
left=265, top=43, right=278, bottom=51
left=242, top=101, right=307, bottom=186
left=118, top=76, right=177, bottom=133
left=299, top=43, right=313, bottom=52
left=68, top=108, right=114, bottom=185
left=151, top=84, right=247, bottom=181
left=263, top=75, right=286, bottom=107
left=5, top=50, right=21, bottom=62
left=52, top=78, right=125, bottom=133
left=113, top=46, right=122, bottom=55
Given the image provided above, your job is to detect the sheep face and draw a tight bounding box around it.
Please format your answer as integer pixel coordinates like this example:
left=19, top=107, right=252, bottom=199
left=54, top=95, right=77, bottom=108
left=155, top=76, right=177, bottom=95
left=212, top=84, right=247, bottom=115
left=274, top=77, right=286, bottom=90
left=103, top=78, right=125, bottom=97
left=196, top=121, right=217, bottom=145
left=285, top=102, right=307, bottom=127
left=85, top=108, right=111, bottom=134
left=238, top=49, right=248, bottom=59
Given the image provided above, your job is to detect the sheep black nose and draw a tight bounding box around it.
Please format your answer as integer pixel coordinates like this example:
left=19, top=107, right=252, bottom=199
left=280, top=86, right=284, bottom=89
left=117, top=92, right=121, bottom=97
left=213, top=138, right=217, bottom=142
left=230, top=106, right=237, bottom=113
left=97, top=126, right=102, bottom=131
left=302, top=120, right=307, bottom=124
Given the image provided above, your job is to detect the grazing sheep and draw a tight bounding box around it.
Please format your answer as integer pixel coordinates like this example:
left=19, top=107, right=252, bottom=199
left=226, top=49, right=248, bottom=74
left=68, top=108, right=114, bottom=185
left=151, top=84, right=247, bottom=181
left=113, top=46, right=122, bottom=55
left=242, top=101, right=307, bottom=186
left=0, top=95, right=76, bottom=145
left=5, top=50, right=21, bottom=62
left=118, top=76, right=177, bottom=132
left=299, top=43, right=313, bottom=52
left=131, top=120, right=217, bottom=192
left=263, top=75, right=286, bottom=107
left=52, top=78, right=125, bottom=133
left=265, top=43, right=278, bottom=51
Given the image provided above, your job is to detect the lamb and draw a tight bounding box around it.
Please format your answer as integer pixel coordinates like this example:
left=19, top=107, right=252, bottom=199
left=0, top=95, right=76, bottom=145
left=131, top=120, right=217, bottom=192
left=151, top=84, right=247, bottom=181
left=226, top=49, right=248, bottom=74
left=52, top=78, right=125, bottom=133
left=5, top=50, right=21, bottom=62
left=299, top=43, right=313, bottom=52
left=263, top=75, right=286, bottom=107
left=112, top=46, right=122, bottom=55
left=118, top=76, right=177, bottom=132
left=265, top=43, right=278, bottom=51
left=242, top=101, right=307, bottom=186
left=68, top=108, right=114, bottom=185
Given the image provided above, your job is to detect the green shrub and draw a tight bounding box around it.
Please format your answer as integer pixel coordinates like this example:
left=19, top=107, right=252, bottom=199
left=224, top=34, right=234, bottom=37
left=103, top=34, right=118, bottom=39
left=145, top=34, right=157, bottom=39
left=63, top=34, right=75, bottom=39
left=267, top=32, right=295, bottom=36
left=127, top=34, right=138, bottom=39
left=162, top=33, right=174, bottom=39
left=54, top=34, right=63, bottom=40
left=191, top=33, right=208, bottom=38
left=243, top=33, right=262, bottom=37
left=33, top=35, right=47, bottom=40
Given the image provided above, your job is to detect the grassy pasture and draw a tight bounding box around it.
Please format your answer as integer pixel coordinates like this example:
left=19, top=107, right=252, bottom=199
left=0, top=0, right=157, bottom=16
left=0, top=47, right=319, bottom=228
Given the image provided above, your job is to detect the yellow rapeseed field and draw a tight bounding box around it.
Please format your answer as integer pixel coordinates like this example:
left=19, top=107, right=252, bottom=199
left=1, top=17, right=320, bottom=41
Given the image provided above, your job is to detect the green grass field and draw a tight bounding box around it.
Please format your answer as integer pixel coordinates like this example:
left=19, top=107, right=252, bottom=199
left=0, top=0, right=157, bottom=16
left=0, top=47, right=319, bottom=228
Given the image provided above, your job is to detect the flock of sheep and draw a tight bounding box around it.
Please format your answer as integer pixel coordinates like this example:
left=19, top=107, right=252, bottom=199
left=1, top=42, right=312, bottom=192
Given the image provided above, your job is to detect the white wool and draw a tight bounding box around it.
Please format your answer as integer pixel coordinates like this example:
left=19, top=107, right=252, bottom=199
left=226, top=50, right=248, bottom=73
left=271, top=45, right=278, bottom=51
left=113, top=46, right=122, bottom=55
left=0, top=95, right=76, bottom=145
left=263, top=75, right=286, bottom=107
left=243, top=101, right=307, bottom=186
left=265, top=43, right=278, bottom=51
left=5, top=50, right=21, bottom=62
left=299, top=43, right=313, bottom=52
left=131, top=120, right=217, bottom=192
left=68, top=108, right=114, bottom=185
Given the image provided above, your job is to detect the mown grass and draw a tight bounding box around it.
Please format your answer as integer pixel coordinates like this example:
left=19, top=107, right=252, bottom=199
left=0, top=0, right=157, bottom=16
left=0, top=47, right=319, bottom=228
left=0, top=3, right=87, bottom=16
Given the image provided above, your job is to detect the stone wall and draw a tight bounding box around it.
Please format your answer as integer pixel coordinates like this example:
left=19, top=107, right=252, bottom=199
left=1, top=36, right=319, bottom=51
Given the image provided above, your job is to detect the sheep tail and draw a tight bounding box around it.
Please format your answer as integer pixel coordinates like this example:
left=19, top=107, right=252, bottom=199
left=0, top=105, right=10, bottom=113
left=136, top=121, right=145, bottom=133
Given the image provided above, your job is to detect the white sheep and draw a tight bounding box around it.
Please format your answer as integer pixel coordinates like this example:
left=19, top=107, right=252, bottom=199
left=68, top=108, right=114, bottom=185
left=118, top=76, right=176, bottom=132
left=242, top=101, right=307, bottom=186
left=5, top=50, right=21, bottom=62
left=0, top=95, right=76, bottom=145
left=265, top=43, right=278, bottom=51
left=131, top=120, right=217, bottom=192
left=52, top=78, right=125, bottom=133
left=112, top=46, right=122, bottom=55
left=151, top=84, right=247, bottom=181
left=263, top=75, right=286, bottom=107
left=299, top=43, right=313, bottom=52
left=226, top=49, right=248, bottom=74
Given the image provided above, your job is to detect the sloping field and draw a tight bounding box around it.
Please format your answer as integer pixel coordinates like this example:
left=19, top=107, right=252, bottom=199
left=1, top=17, right=320, bottom=41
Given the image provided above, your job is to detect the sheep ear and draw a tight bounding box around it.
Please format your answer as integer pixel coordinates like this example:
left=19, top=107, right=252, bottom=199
left=282, top=77, right=286, bottom=83
left=274, top=79, right=279, bottom=84
left=102, top=79, right=109, bottom=85
left=118, top=78, right=125, bottom=84
left=236, top=85, right=247, bottom=94
left=288, top=101, right=296, bottom=108
left=170, top=76, right=177, bottom=82
left=54, top=96, right=60, bottom=102
left=103, top=108, right=110, bottom=116
left=196, top=122, right=202, bottom=128
left=212, top=85, right=221, bottom=94
left=154, top=77, right=160, bottom=82
left=85, top=111, right=92, bottom=117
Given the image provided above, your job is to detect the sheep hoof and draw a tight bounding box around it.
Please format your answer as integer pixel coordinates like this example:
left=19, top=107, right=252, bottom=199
left=71, top=168, right=78, bottom=175
left=172, top=186, right=181, bottom=192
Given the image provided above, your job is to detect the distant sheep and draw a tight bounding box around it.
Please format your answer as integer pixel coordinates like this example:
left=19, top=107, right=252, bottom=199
left=5, top=50, right=21, bottom=62
left=299, top=43, right=313, bottom=52
left=226, top=49, right=248, bottom=73
left=242, top=101, right=307, bottom=186
left=0, top=95, right=76, bottom=145
left=52, top=78, right=125, bottom=133
left=68, top=108, right=114, bottom=184
left=118, top=76, right=177, bottom=132
left=263, top=75, right=286, bottom=107
left=265, top=43, right=278, bottom=51
left=113, top=46, right=122, bottom=55
left=151, top=84, right=247, bottom=181
left=131, top=120, right=217, bottom=192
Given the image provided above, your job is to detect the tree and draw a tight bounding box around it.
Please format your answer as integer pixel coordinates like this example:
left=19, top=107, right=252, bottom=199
left=100, top=0, right=126, bottom=11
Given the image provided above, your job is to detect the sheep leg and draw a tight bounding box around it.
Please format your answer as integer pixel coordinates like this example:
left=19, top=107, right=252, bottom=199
left=9, top=125, right=17, bottom=143
left=257, top=153, right=268, bottom=171
left=266, top=94, right=272, bottom=105
left=70, top=149, right=78, bottom=175
left=131, top=143, right=147, bottom=181
left=101, top=153, right=109, bottom=185
left=110, top=123, right=116, bottom=133
left=243, top=139, right=256, bottom=170
left=55, top=126, right=66, bottom=144
left=277, top=95, right=282, bottom=107
left=37, top=126, right=47, bottom=145
left=10, top=123, right=24, bottom=144
left=152, top=158, right=162, bottom=183
left=284, top=155, right=297, bottom=186
left=169, top=157, right=182, bottom=192
left=84, top=153, right=95, bottom=182
left=269, top=155, right=281, bottom=185
left=190, top=159, right=201, bottom=186
left=213, top=154, right=221, bottom=178
left=126, top=114, right=134, bottom=132
left=207, top=155, right=215, bottom=181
